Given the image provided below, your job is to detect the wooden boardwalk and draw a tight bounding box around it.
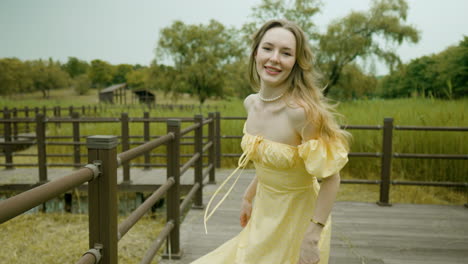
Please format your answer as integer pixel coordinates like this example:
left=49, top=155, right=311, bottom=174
left=1, top=168, right=467, bottom=263
left=160, top=170, right=468, bottom=264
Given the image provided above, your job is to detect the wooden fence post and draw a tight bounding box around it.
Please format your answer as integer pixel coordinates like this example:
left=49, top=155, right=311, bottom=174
left=72, top=112, right=81, bottom=169
left=215, top=112, right=221, bottom=168
left=378, top=117, right=393, bottom=206
left=69, top=106, right=74, bottom=117
left=54, top=106, right=60, bottom=128
left=194, top=114, right=204, bottom=208
left=143, top=112, right=151, bottom=170
left=87, top=135, right=118, bottom=264
left=36, top=113, right=47, bottom=183
left=165, top=119, right=182, bottom=258
left=208, top=113, right=216, bottom=184
left=25, top=106, right=30, bottom=133
left=57, top=107, right=62, bottom=125
left=3, top=107, right=13, bottom=170
left=12, top=107, right=18, bottom=141
left=121, top=113, right=131, bottom=183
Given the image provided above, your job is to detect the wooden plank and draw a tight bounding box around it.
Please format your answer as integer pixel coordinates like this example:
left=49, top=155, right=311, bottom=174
left=160, top=170, right=468, bottom=264
left=1, top=168, right=467, bottom=263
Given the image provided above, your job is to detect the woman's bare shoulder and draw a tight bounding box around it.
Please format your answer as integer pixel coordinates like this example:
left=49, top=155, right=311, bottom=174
left=285, top=100, right=307, bottom=125
left=285, top=99, right=319, bottom=140
left=243, top=94, right=257, bottom=111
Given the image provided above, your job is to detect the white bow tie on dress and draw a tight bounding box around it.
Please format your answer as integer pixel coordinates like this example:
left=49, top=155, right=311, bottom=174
left=203, top=135, right=263, bottom=234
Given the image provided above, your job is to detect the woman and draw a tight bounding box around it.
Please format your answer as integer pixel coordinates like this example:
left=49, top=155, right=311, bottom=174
left=193, top=19, right=350, bottom=264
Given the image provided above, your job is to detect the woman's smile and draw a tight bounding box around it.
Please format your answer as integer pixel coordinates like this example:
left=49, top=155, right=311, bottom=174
left=255, top=27, right=296, bottom=89
left=264, top=65, right=282, bottom=75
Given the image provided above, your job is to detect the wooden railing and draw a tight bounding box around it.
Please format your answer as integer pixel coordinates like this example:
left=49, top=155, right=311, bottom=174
left=0, top=114, right=217, bottom=263
left=1, top=110, right=466, bottom=206
left=0, top=111, right=222, bottom=188
left=220, top=115, right=468, bottom=206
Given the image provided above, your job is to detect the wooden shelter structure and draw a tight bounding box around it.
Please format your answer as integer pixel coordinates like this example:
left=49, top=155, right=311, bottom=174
left=132, top=89, right=156, bottom=105
left=99, top=83, right=127, bottom=104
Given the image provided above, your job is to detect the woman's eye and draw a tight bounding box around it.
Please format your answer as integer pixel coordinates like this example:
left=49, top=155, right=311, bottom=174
left=283, top=52, right=292, bottom=56
left=262, top=47, right=271, bottom=51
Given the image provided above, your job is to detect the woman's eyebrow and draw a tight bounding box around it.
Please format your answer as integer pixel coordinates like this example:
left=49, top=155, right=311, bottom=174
left=262, top=42, right=294, bottom=50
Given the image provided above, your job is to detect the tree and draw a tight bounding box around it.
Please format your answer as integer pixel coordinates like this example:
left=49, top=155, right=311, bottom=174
left=318, top=0, right=420, bottom=94
left=223, top=58, right=252, bottom=98
left=244, top=0, right=420, bottom=96
left=0, top=58, right=33, bottom=95
left=379, top=36, right=468, bottom=99
left=156, top=20, right=244, bottom=104
left=147, top=60, right=179, bottom=96
left=88, top=59, right=114, bottom=88
left=28, top=58, right=70, bottom=98
left=126, top=67, right=149, bottom=91
left=242, top=0, right=321, bottom=41
left=329, top=63, right=378, bottom=99
left=62, top=57, right=89, bottom=78
left=113, top=64, right=133, bottom=84
left=73, top=74, right=91, bottom=95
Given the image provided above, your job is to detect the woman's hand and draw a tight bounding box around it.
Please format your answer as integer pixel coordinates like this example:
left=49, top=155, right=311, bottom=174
left=297, top=222, right=323, bottom=264
left=239, top=198, right=252, bottom=227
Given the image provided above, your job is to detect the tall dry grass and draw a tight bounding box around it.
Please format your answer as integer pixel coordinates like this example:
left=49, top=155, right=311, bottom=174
left=1, top=90, right=466, bottom=204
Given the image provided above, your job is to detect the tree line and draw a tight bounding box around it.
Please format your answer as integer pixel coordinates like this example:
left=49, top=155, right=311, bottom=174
left=379, top=36, right=467, bottom=99
left=0, top=0, right=466, bottom=102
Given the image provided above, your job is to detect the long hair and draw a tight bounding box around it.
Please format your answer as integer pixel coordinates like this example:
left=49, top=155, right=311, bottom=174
left=248, top=19, right=351, bottom=149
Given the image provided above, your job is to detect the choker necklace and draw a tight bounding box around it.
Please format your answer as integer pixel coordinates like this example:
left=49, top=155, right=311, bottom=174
left=258, top=92, right=285, bottom=102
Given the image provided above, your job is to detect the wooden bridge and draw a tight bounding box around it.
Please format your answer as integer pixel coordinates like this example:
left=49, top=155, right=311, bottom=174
left=1, top=110, right=467, bottom=263
left=1, top=167, right=467, bottom=263
left=158, top=169, right=468, bottom=264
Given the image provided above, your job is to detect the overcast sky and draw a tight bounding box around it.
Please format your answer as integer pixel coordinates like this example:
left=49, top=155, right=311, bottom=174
left=1, top=0, right=467, bottom=75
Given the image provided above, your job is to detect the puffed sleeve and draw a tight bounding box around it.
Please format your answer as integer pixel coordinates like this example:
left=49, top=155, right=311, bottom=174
left=297, top=138, right=348, bottom=179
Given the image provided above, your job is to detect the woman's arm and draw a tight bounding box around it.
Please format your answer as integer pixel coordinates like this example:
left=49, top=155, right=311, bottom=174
left=243, top=175, right=258, bottom=202
left=240, top=175, right=258, bottom=227
left=311, top=173, right=340, bottom=224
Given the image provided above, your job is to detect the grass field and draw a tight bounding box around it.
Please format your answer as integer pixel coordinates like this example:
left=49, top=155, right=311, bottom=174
left=1, top=88, right=467, bottom=203
left=0, top=88, right=466, bottom=263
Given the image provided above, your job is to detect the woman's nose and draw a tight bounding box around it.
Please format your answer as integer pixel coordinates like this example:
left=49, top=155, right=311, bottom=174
left=269, top=50, right=280, bottom=63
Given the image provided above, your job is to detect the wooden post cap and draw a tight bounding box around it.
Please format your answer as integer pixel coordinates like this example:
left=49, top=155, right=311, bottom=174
left=86, top=135, right=118, bottom=149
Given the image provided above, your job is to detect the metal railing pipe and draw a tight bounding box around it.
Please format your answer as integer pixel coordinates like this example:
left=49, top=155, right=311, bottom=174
left=180, top=183, right=200, bottom=213
left=395, top=126, right=468, bottom=131
left=139, top=220, right=175, bottom=264
left=202, top=118, right=213, bottom=125
left=391, top=180, right=468, bottom=188
left=202, top=164, right=214, bottom=180
left=180, top=152, right=200, bottom=176
left=180, top=122, right=200, bottom=136
left=393, top=153, right=468, bottom=160
left=0, top=167, right=95, bottom=223
left=118, top=177, right=175, bottom=240
left=75, top=253, right=97, bottom=264
left=202, top=141, right=213, bottom=153
left=118, top=133, right=174, bottom=164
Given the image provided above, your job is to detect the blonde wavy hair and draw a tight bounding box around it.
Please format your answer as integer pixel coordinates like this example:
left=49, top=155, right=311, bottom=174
left=248, top=19, right=351, bottom=149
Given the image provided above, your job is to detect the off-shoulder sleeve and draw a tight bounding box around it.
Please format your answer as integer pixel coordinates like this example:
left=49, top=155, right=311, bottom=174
left=297, top=138, right=348, bottom=179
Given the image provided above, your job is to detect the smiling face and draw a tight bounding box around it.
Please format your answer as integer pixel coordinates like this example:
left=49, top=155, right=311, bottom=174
left=255, top=27, right=297, bottom=89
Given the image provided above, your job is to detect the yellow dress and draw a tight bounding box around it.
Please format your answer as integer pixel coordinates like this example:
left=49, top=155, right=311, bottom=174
left=191, top=124, right=348, bottom=264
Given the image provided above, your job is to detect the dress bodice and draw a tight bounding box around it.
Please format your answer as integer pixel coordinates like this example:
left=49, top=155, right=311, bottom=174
left=242, top=123, right=349, bottom=179
left=204, top=122, right=349, bottom=233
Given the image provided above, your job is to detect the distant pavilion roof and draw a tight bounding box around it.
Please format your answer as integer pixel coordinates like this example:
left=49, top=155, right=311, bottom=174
left=99, top=83, right=126, bottom=94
